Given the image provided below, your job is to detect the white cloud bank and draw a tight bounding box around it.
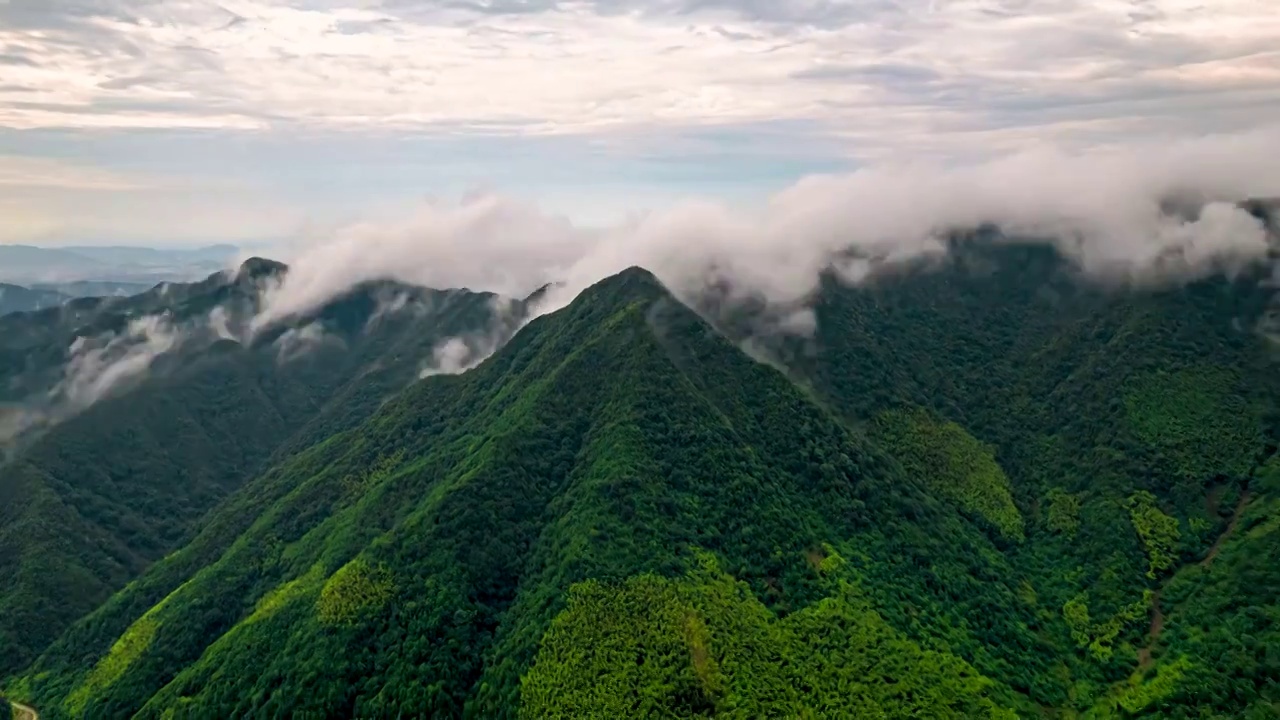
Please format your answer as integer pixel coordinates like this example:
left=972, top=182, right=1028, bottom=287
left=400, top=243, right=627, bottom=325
left=255, top=127, right=1280, bottom=333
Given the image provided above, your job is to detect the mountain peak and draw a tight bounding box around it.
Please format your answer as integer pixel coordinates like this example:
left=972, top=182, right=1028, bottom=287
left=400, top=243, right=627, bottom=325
left=581, top=265, right=666, bottom=302
left=612, top=264, right=661, bottom=284
left=235, top=256, right=288, bottom=282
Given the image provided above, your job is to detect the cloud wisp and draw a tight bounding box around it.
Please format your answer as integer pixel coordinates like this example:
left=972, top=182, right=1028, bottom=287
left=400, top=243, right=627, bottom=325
left=274, top=321, right=340, bottom=363
left=419, top=295, right=527, bottom=378
left=53, top=313, right=182, bottom=410
left=1, top=296, right=267, bottom=446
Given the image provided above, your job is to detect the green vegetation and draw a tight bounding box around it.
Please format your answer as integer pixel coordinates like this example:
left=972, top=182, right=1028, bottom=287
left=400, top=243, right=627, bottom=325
left=1127, top=491, right=1182, bottom=578
left=64, top=599, right=164, bottom=717
left=4, top=241, right=1280, bottom=719
left=1102, top=655, right=1192, bottom=716
left=870, top=408, right=1025, bottom=540
left=1062, top=591, right=1152, bottom=661
left=1046, top=487, right=1081, bottom=536
left=316, top=559, right=396, bottom=626
left=522, top=553, right=1013, bottom=719
left=1125, top=367, right=1261, bottom=482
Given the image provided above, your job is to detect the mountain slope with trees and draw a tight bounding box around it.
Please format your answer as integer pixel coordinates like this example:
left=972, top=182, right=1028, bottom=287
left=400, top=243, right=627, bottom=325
left=4, top=235, right=1280, bottom=718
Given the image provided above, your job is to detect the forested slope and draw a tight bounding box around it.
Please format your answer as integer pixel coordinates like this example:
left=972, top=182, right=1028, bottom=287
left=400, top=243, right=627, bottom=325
left=794, top=241, right=1280, bottom=715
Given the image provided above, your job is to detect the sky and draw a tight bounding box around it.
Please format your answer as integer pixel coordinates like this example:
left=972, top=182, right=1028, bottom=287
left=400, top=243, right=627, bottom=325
left=1, top=0, right=1279, bottom=246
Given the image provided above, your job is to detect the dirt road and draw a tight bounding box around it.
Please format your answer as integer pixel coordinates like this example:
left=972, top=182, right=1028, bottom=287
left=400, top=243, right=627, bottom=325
left=11, top=701, right=38, bottom=720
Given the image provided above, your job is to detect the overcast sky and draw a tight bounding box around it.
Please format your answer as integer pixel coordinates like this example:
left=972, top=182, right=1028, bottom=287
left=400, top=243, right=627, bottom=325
left=1, top=0, right=1278, bottom=246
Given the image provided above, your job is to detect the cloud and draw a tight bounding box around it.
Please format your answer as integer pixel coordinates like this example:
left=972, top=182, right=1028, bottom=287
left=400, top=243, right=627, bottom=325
left=419, top=296, right=526, bottom=378
left=2, top=301, right=256, bottom=445
left=362, top=285, right=462, bottom=332
left=207, top=305, right=240, bottom=342
left=273, top=321, right=338, bottom=363
left=251, top=195, right=588, bottom=329
left=0, top=155, right=152, bottom=190
left=5, top=125, right=1276, bottom=443
left=52, top=313, right=181, bottom=410
left=1, top=0, right=1275, bottom=153
left=364, top=290, right=415, bottom=330
left=0, top=403, right=45, bottom=450
left=5, top=0, right=1277, bottom=249
left=419, top=337, right=477, bottom=378
left=254, top=126, right=1280, bottom=341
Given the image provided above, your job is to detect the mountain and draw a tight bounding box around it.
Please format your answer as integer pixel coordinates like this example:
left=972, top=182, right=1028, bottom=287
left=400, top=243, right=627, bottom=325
left=6, top=267, right=1021, bottom=719
left=0, top=245, right=238, bottom=287
left=58, top=245, right=238, bottom=268
left=29, top=282, right=155, bottom=300
left=0, top=259, right=529, bottom=677
left=5, top=241, right=1280, bottom=719
left=0, top=247, right=105, bottom=283
left=0, top=284, right=68, bottom=317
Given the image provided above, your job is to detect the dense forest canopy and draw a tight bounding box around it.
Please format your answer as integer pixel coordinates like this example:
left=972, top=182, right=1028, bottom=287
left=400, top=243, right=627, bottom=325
left=2, top=228, right=1279, bottom=718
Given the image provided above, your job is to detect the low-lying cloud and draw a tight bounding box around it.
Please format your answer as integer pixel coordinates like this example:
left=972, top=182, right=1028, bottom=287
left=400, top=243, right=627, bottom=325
left=1, top=302, right=257, bottom=447
left=420, top=337, right=483, bottom=379
left=274, top=321, right=339, bottom=364
left=255, top=127, right=1280, bottom=336
left=9, top=128, right=1276, bottom=450
left=1, top=313, right=184, bottom=447
left=53, top=314, right=181, bottom=411
left=419, top=296, right=526, bottom=379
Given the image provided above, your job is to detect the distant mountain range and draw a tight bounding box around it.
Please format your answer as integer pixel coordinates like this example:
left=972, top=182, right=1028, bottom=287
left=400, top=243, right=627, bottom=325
left=0, top=244, right=239, bottom=286
left=28, top=280, right=156, bottom=299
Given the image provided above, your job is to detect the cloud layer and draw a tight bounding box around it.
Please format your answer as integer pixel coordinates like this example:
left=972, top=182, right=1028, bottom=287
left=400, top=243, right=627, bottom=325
left=253, top=126, right=1280, bottom=333
left=2, top=0, right=1277, bottom=150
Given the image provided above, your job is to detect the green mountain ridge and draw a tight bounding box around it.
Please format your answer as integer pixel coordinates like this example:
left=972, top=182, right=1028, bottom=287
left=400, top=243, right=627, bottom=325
left=4, top=241, right=1280, bottom=718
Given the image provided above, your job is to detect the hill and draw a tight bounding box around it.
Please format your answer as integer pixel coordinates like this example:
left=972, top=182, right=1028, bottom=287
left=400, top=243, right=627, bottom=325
left=0, top=247, right=105, bottom=284
left=5, top=241, right=1280, bottom=718
left=0, top=284, right=68, bottom=317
